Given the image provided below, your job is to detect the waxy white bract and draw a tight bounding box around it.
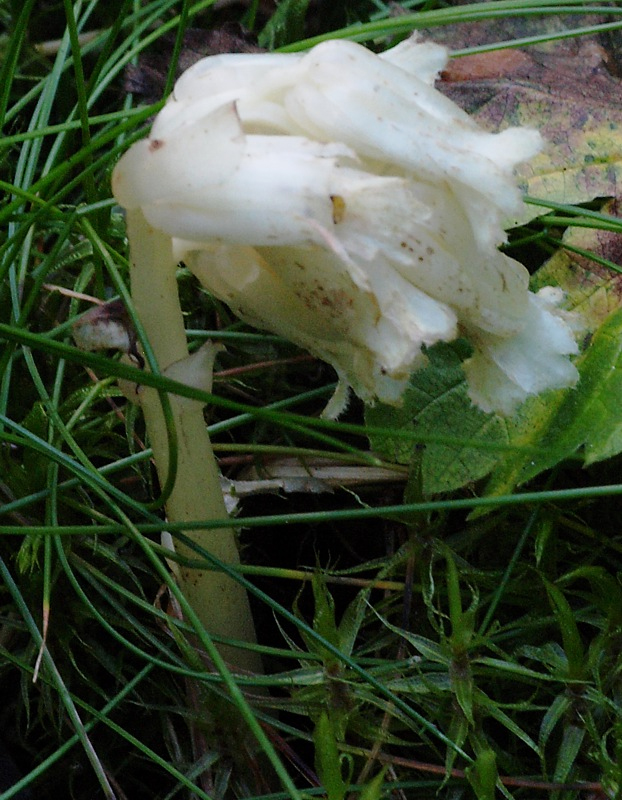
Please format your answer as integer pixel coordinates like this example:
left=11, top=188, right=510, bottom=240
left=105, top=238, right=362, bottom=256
left=113, top=37, right=579, bottom=415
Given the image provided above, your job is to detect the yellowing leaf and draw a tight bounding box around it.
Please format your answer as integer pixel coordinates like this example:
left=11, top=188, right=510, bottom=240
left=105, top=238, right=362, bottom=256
left=439, top=32, right=622, bottom=209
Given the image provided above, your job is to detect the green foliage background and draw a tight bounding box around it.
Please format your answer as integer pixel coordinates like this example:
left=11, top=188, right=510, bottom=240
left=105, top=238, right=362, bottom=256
left=2, top=1, right=622, bottom=799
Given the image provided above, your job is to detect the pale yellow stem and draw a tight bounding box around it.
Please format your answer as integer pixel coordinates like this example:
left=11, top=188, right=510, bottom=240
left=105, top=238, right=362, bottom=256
left=127, top=209, right=261, bottom=673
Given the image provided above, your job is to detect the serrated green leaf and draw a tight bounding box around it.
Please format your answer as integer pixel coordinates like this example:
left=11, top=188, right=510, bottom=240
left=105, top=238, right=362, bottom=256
left=446, top=553, right=476, bottom=652
left=450, top=660, right=474, bottom=726
left=518, top=642, right=569, bottom=678
left=336, top=589, right=367, bottom=660
left=366, top=343, right=508, bottom=494
left=558, top=566, right=622, bottom=626
left=446, top=711, right=469, bottom=777
left=473, top=656, right=558, bottom=683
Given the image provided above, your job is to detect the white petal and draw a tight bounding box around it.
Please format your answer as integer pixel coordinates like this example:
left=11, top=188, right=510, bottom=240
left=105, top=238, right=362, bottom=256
left=464, top=292, right=579, bottom=414
left=332, top=178, right=530, bottom=336
left=184, top=241, right=457, bottom=404
left=173, top=51, right=302, bottom=103
left=298, top=39, right=476, bottom=129
left=286, top=40, right=542, bottom=230
left=463, top=352, right=528, bottom=415
left=141, top=137, right=367, bottom=246
left=380, top=36, right=448, bottom=85
left=112, top=103, right=244, bottom=209
left=170, top=51, right=307, bottom=136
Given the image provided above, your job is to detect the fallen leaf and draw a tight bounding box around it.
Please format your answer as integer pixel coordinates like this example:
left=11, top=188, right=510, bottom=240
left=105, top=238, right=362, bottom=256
left=440, top=48, right=532, bottom=82
left=440, top=41, right=622, bottom=210
left=428, top=15, right=622, bottom=210
left=531, top=200, right=622, bottom=327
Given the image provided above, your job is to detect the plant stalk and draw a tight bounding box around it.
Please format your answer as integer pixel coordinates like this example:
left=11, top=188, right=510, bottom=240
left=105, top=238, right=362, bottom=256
left=126, top=209, right=261, bottom=674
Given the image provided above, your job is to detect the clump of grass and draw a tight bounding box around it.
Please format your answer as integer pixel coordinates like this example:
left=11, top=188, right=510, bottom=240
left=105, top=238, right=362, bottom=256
left=2, top=1, right=622, bottom=799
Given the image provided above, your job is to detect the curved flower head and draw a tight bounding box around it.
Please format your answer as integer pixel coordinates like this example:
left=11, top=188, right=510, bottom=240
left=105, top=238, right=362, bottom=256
left=113, top=36, right=578, bottom=415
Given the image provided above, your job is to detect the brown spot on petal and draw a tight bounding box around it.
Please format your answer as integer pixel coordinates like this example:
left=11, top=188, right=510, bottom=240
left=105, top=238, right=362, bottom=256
left=149, top=138, right=165, bottom=151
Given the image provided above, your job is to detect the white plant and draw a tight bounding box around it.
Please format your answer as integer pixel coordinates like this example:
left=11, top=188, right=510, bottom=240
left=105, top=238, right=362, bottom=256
left=112, top=36, right=579, bottom=665
left=114, top=36, right=578, bottom=417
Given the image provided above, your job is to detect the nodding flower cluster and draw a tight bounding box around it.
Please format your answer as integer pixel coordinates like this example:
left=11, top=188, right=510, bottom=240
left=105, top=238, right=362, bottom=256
left=113, top=36, right=578, bottom=415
